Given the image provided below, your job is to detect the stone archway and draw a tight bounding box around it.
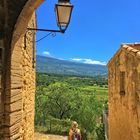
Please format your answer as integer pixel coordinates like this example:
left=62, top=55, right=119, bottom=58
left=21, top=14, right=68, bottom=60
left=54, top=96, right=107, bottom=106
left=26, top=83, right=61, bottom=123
left=11, top=0, right=44, bottom=49
left=0, top=0, right=44, bottom=139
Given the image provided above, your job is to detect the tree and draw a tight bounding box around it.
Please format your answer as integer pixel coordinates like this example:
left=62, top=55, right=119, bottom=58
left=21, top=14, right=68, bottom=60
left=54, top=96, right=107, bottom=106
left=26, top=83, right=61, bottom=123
left=71, top=94, right=103, bottom=133
left=35, top=86, right=48, bottom=125
left=46, top=82, right=82, bottom=119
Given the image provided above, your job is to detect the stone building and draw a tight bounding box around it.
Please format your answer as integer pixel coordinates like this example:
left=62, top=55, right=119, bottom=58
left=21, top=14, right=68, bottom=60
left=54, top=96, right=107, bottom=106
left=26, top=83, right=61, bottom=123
left=0, top=0, right=44, bottom=139
left=108, top=43, right=140, bottom=140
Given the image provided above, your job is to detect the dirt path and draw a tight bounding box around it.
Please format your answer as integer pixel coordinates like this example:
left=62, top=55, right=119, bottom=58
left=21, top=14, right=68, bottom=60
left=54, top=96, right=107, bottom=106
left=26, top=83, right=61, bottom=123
left=35, top=132, right=68, bottom=140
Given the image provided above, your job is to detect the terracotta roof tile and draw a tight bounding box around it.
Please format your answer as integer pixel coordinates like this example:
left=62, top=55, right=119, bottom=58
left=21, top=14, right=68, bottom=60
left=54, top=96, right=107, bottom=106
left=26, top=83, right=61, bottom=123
left=108, top=42, right=140, bottom=66
left=136, top=52, right=140, bottom=57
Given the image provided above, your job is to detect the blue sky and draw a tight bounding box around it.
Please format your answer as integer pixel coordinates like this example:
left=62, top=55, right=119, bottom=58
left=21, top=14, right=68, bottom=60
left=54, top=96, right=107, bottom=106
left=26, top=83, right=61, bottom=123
left=36, top=0, right=140, bottom=65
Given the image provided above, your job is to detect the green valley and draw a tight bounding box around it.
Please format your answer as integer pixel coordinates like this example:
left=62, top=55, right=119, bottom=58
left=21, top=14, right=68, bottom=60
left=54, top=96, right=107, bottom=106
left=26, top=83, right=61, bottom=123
left=35, top=73, right=108, bottom=140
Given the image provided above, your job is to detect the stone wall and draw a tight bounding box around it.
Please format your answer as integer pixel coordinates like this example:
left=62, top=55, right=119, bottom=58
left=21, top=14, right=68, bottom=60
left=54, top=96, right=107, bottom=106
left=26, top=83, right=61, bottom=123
left=108, top=44, right=140, bottom=140
left=13, top=12, right=35, bottom=140
left=0, top=0, right=44, bottom=139
left=0, top=0, right=4, bottom=38
left=1, top=12, right=36, bottom=140
left=0, top=39, right=4, bottom=139
left=21, top=14, right=36, bottom=139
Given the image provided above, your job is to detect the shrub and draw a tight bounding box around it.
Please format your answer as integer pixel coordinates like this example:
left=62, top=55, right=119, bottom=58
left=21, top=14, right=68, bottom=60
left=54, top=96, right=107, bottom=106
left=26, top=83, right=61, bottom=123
left=95, top=123, right=105, bottom=140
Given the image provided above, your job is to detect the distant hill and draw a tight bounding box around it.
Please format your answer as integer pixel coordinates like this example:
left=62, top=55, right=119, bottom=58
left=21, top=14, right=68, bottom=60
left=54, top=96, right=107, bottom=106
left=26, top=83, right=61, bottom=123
left=36, top=55, right=107, bottom=77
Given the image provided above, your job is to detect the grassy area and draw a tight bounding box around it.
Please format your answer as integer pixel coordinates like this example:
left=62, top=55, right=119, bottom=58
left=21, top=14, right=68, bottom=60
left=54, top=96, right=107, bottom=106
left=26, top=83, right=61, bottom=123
left=80, top=85, right=108, bottom=100
left=35, top=118, right=71, bottom=136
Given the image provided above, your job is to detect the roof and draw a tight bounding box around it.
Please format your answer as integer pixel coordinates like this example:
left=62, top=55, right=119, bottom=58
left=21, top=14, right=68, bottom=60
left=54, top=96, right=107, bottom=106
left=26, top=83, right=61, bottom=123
left=108, top=42, right=140, bottom=67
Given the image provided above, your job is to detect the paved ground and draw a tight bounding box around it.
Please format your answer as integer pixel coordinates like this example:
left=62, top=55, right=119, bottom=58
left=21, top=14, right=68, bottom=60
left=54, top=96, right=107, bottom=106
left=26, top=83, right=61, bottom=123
left=35, top=132, right=68, bottom=140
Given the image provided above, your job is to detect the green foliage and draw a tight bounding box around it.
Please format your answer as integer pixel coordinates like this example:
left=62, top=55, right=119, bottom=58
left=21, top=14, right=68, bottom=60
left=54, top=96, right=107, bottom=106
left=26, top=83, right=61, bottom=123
left=45, top=82, right=82, bottom=119
left=95, top=123, right=105, bottom=140
left=36, top=73, right=108, bottom=87
left=35, top=73, right=108, bottom=137
left=35, top=118, right=71, bottom=135
left=35, top=86, right=48, bottom=125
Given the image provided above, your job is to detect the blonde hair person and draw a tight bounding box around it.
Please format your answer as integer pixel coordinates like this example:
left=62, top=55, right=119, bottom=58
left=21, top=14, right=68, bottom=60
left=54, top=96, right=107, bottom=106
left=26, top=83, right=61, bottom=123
left=69, top=121, right=82, bottom=140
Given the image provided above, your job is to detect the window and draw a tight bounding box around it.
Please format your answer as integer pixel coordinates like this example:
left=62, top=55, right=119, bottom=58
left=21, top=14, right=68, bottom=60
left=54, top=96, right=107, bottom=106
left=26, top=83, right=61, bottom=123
left=120, top=71, right=125, bottom=95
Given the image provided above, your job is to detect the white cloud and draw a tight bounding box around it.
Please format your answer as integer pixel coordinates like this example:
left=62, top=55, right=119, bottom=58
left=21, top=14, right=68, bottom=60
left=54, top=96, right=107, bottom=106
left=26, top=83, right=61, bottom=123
left=71, top=58, right=82, bottom=61
left=84, top=59, right=106, bottom=65
left=71, top=58, right=106, bottom=65
left=42, top=51, right=51, bottom=56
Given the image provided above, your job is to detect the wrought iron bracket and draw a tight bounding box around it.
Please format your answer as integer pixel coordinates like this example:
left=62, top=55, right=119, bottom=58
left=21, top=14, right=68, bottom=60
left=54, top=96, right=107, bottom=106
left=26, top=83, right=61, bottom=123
left=27, top=28, right=65, bottom=33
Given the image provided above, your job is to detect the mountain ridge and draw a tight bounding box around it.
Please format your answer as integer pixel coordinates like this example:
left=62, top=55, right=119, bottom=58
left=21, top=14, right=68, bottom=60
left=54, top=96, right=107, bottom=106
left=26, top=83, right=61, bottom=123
left=36, top=55, right=108, bottom=77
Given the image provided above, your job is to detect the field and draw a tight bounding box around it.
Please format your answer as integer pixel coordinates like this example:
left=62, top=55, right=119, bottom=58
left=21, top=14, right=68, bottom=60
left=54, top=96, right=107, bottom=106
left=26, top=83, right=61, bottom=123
left=80, top=85, right=108, bottom=99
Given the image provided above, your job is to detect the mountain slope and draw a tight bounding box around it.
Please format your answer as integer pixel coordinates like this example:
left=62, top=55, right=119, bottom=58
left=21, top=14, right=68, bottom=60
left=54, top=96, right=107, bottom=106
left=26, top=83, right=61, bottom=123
left=36, top=55, right=107, bottom=77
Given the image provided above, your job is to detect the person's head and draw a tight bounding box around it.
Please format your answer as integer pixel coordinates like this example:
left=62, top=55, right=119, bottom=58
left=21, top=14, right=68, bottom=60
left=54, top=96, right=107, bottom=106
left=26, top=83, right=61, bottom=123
left=71, top=121, right=78, bottom=130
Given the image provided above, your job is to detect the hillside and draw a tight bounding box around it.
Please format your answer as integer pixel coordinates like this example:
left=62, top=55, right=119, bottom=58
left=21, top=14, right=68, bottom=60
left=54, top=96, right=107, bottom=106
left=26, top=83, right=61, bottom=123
left=36, top=55, right=107, bottom=77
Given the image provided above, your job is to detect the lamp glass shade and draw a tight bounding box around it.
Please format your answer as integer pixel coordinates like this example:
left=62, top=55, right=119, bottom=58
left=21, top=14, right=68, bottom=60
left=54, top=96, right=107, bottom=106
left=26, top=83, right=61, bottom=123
left=55, top=3, right=73, bottom=31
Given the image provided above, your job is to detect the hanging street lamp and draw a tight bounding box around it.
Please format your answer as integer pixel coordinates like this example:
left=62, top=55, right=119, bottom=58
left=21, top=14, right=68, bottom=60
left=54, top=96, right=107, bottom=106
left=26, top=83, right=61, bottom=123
left=55, top=0, right=73, bottom=33
left=27, top=0, right=74, bottom=33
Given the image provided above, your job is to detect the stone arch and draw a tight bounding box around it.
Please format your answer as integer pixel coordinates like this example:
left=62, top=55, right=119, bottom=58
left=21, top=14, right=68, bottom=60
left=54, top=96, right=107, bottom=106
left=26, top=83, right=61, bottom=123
left=11, top=0, right=44, bottom=50
left=2, top=0, right=44, bottom=139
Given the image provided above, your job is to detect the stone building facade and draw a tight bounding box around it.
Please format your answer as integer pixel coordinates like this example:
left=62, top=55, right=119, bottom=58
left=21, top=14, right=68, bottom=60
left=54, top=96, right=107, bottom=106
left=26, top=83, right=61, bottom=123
left=108, top=43, right=140, bottom=140
left=0, top=0, right=44, bottom=139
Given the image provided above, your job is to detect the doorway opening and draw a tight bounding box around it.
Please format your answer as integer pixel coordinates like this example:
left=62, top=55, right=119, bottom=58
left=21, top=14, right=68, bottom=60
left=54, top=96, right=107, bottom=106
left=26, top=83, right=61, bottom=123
left=34, top=1, right=108, bottom=140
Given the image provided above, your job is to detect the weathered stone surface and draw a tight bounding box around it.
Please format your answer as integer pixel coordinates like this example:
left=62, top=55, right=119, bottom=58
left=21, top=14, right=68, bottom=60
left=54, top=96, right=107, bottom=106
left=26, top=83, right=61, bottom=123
left=0, top=11, right=36, bottom=139
left=5, top=99, right=22, bottom=112
left=6, top=90, right=22, bottom=104
left=108, top=44, right=140, bottom=140
left=0, top=0, right=45, bottom=139
left=0, top=39, right=4, bottom=138
left=4, top=111, right=22, bottom=126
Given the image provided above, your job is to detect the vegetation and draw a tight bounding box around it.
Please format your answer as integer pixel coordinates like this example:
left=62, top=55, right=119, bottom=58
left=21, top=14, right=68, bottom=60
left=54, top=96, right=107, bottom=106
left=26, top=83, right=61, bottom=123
left=36, top=73, right=108, bottom=87
left=35, top=72, right=108, bottom=139
left=95, top=123, right=105, bottom=140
